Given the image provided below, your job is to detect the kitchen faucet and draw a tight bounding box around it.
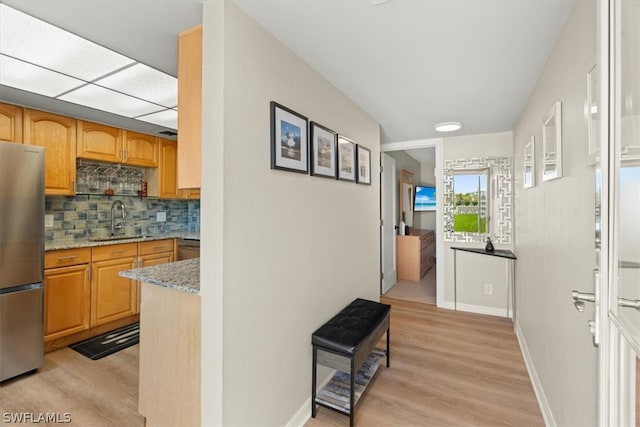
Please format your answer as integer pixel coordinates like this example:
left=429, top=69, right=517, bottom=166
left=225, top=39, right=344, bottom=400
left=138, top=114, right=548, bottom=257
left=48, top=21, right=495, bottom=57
left=111, top=200, right=126, bottom=236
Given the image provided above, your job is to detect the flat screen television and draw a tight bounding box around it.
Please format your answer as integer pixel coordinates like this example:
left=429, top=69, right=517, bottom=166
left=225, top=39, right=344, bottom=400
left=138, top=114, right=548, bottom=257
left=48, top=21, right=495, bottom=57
left=414, top=185, right=436, bottom=211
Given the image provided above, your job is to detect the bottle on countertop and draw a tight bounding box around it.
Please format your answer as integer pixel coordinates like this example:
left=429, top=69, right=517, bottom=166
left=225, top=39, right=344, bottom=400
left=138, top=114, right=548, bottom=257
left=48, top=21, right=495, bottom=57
left=399, top=212, right=406, bottom=236
left=485, top=236, right=495, bottom=252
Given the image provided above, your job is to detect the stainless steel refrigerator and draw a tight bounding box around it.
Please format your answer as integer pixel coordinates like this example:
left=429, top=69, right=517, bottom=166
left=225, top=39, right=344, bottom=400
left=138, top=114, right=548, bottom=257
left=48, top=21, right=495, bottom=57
left=0, top=141, right=45, bottom=382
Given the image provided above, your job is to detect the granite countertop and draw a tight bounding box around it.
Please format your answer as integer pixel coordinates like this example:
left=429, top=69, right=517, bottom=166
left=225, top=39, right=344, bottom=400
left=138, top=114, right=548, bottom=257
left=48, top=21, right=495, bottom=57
left=45, top=231, right=200, bottom=251
left=119, top=258, right=200, bottom=294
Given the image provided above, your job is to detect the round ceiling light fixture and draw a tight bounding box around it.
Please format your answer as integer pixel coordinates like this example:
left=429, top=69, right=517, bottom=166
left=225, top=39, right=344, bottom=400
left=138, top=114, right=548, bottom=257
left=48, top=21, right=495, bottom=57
left=435, top=121, right=463, bottom=132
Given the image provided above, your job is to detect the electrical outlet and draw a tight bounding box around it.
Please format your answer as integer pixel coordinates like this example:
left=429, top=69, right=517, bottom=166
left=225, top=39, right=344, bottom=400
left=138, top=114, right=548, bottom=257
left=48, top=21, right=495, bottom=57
left=484, top=284, right=493, bottom=295
left=156, top=212, right=166, bottom=222
left=45, top=214, right=54, bottom=228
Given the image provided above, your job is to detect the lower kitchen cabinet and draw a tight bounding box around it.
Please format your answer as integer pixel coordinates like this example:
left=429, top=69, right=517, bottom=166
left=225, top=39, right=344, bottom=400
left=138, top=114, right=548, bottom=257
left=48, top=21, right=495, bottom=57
left=91, top=243, right=138, bottom=326
left=44, top=248, right=91, bottom=341
left=137, top=239, right=175, bottom=313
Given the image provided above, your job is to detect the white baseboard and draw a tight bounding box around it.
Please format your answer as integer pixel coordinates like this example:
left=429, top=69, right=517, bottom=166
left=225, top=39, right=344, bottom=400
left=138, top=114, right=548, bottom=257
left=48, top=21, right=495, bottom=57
left=438, top=300, right=455, bottom=310
left=515, top=321, right=556, bottom=427
left=285, top=370, right=336, bottom=427
left=455, top=302, right=512, bottom=318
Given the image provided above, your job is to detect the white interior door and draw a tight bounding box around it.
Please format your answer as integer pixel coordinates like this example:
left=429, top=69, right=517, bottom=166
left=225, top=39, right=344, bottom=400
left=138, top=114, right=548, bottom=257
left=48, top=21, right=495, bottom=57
left=607, top=1, right=640, bottom=424
left=381, top=153, right=397, bottom=294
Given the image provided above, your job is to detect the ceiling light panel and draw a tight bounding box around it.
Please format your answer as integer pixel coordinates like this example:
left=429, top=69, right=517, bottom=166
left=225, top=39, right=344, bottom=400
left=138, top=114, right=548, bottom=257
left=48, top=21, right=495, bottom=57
left=0, top=4, right=135, bottom=81
left=58, top=84, right=165, bottom=118
left=136, top=109, right=178, bottom=130
left=0, top=54, right=85, bottom=97
left=94, top=63, right=177, bottom=108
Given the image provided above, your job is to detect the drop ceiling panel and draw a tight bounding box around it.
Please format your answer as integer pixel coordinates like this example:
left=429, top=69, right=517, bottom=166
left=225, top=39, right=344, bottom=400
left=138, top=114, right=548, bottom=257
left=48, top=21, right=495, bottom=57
left=58, top=84, right=165, bottom=118
left=0, top=54, right=85, bottom=97
left=0, top=4, right=135, bottom=81
left=94, top=63, right=177, bottom=108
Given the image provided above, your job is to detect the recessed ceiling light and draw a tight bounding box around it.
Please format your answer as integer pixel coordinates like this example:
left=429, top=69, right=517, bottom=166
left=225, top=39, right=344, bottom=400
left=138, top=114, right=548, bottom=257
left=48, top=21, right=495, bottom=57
left=435, top=121, right=463, bottom=132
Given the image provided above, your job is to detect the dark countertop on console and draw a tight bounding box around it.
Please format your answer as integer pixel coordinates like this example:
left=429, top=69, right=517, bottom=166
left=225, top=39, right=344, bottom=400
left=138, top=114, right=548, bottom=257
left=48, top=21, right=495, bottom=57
left=451, top=246, right=517, bottom=260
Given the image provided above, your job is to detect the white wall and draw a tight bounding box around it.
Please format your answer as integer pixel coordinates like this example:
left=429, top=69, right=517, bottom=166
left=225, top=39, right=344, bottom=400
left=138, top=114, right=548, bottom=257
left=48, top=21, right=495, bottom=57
left=386, top=150, right=421, bottom=228
left=441, top=131, right=513, bottom=310
left=201, top=3, right=381, bottom=426
left=513, top=1, right=597, bottom=425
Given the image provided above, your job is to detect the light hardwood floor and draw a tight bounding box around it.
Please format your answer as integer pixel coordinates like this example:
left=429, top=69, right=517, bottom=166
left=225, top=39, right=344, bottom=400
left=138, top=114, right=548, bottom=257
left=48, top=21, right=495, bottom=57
left=0, top=345, right=143, bottom=427
left=306, top=296, right=544, bottom=427
left=0, top=297, right=542, bottom=427
left=384, top=266, right=436, bottom=305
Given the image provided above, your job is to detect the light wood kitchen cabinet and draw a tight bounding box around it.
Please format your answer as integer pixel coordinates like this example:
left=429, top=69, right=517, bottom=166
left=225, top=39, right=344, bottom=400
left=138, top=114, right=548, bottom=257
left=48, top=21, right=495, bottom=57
left=23, top=109, right=76, bottom=196
left=177, top=25, right=202, bottom=189
left=77, top=121, right=157, bottom=167
left=0, top=102, right=23, bottom=143
left=137, top=239, right=175, bottom=313
left=91, top=243, right=138, bottom=326
left=44, top=248, right=92, bottom=341
left=77, top=120, right=123, bottom=163
left=157, top=137, right=179, bottom=199
left=123, top=130, right=158, bottom=167
left=180, top=188, right=201, bottom=200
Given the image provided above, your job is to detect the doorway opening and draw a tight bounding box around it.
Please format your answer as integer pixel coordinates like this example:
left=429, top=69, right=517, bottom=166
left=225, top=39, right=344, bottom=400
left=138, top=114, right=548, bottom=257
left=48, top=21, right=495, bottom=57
left=380, top=138, right=444, bottom=307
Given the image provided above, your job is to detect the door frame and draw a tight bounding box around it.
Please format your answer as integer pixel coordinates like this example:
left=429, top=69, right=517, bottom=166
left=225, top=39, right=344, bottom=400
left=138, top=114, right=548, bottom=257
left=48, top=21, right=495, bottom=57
left=380, top=138, right=444, bottom=307
left=380, top=152, right=397, bottom=294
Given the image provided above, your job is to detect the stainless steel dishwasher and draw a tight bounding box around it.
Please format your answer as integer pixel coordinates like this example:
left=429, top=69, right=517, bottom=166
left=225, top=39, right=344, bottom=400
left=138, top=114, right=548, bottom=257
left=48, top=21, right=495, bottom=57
left=177, top=238, right=200, bottom=260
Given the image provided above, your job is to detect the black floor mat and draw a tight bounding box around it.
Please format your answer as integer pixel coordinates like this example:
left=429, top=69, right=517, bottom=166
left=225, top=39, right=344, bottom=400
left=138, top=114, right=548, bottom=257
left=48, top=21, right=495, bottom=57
left=69, top=323, right=139, bottom=360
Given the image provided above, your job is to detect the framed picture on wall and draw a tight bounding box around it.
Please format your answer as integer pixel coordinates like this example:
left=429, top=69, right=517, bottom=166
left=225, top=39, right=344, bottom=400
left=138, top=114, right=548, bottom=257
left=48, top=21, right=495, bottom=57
left=337, top=136, right=356, bottom=182
left=523, top=135, right=535, bottom=188
left=310, top=122, right=337, bottom=179
left=356, top=145, right=371, bottom=185
left=542, top=101, right=563, bottom=181
left=270, top=101, right=308, bottom=173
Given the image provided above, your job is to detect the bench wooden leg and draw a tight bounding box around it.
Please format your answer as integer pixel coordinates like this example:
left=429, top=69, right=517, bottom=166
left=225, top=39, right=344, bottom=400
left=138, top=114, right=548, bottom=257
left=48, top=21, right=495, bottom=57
left=312, top=347, right=317, bottom=418
left=386, top=326, right=390, bottom=368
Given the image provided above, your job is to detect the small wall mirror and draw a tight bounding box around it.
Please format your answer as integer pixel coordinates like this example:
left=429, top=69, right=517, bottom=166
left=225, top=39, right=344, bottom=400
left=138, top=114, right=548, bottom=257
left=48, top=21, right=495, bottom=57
left=399, top=169, right=414, bottom=228
left=444, top=156, right=512, bottom=243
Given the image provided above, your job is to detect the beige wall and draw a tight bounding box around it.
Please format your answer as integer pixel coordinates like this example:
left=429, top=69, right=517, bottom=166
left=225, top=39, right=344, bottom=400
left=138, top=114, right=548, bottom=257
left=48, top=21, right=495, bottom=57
left=441, top=131, right=513, bottom=309
left=201, top=2, right=381, bottom=426
left=513, top=0, right=597, bottom=425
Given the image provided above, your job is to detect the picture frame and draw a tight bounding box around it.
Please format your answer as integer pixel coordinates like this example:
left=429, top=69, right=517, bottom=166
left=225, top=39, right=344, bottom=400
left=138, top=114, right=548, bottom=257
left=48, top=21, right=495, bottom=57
left=586, top=61, right=600, bottom=165
left=356, top=145, right=371, bottom=185
left=337, top=136, right=356, bottom=182
left=542, top=101, right=562, bottom=181
left=270, top=101, right=308, bottom=173
left=310, top=122, right=337, bottom=179
left=523, top=135, right=535, bottom=189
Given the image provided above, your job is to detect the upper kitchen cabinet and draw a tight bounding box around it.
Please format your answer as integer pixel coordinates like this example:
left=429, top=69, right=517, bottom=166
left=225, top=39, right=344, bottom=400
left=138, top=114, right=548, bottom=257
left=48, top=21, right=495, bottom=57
left=23, top=109, right=76, bottom=196
left=78, top=122, right=158, bottom=167
left=77, top=120, right=123, bottom=163
left=0, top=102, right=23, bottom=143
left=157, top=137, right=180, bottom=199
left=123, top=130, right=158, bottom=167
left=177, top=25, right=202, bottom=189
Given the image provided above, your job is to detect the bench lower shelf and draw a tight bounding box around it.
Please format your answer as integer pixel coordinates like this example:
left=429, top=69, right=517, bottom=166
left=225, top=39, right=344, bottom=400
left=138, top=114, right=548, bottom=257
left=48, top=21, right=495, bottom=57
left=315, top=349, right=386, bottom=414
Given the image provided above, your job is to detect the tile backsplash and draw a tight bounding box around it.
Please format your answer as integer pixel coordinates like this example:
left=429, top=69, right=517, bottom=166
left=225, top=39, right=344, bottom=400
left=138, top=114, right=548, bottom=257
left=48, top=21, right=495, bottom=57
left=45, top=195, right=200, bottom=242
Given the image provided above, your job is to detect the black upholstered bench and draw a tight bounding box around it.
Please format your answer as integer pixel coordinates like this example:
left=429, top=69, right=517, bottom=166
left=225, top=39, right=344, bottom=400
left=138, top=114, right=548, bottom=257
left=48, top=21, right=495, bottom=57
left=311, top=298, right=391, bottom=427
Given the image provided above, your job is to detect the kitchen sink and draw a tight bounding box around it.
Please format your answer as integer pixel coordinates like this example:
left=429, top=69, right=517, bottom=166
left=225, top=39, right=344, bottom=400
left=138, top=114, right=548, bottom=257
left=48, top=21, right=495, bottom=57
left=90, top=235, right=152, bottom=242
